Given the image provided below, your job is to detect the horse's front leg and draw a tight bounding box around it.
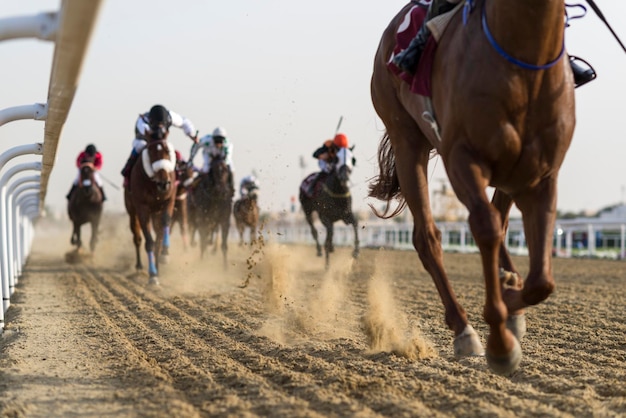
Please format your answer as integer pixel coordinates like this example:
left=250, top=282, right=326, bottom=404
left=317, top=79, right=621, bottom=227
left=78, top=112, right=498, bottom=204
left=159, top=203, right=174, bottom=264
left=447, top=151, right=520, bottom=375
left=89, top=217, right=100, bottom=253
left=323, top=220, right=334, bottom=269
left=221, top=220, right=229, bottom=269
left=180, top=202, right=189, bottom=251
left=138, top=211, right=158, bottom=282
left=129, top=214, right=143, bottom=271
left=345, top=212, right=360, bottom=259
left=70, top=223, right=80, bottom=248
left=492, top=189, right=526, bottom=341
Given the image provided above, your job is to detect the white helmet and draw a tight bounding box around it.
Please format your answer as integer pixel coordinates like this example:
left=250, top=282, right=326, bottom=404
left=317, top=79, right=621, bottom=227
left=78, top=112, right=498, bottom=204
left=212, top=127, right=227, bottom=138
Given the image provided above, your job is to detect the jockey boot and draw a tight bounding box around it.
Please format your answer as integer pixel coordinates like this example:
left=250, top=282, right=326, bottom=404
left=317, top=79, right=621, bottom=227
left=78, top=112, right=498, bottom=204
left=121, top=151, right=139, bottom=187
left=66, top=184, right=77, bottom=200
left=392, top=0, right=458, bottom=74
left=100, top=186, right=107, bottom=201
left=570, top=57, right=596, bottom=88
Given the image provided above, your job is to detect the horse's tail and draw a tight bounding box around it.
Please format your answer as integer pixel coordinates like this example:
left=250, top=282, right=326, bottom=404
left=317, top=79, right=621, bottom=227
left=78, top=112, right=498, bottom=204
left=368, top=131, right=406, bottom=219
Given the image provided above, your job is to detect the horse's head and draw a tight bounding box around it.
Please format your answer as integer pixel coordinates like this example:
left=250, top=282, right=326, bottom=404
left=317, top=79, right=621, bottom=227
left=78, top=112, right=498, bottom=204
left=141, top=139, right=177, bottom=195
left=176, top=160, right=197, bottom=189
left=246, top=187, right=259, bottom=201
left=79, top=163, right=95, bottom=189
left=208, top=157, right=232, bottom=198
left=76, top=163, right=97, bottom=197
left=334, top=147, right=354, bottom=189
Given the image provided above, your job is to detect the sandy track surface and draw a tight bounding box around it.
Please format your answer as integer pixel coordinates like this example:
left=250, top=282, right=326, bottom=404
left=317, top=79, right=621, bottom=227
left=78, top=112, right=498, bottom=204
left=0, top=214, right=625, bottom=417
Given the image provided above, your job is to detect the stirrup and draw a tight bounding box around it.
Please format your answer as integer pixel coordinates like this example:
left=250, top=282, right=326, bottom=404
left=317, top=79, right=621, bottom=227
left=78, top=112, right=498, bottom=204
left=569, top=55, right=596, bottom=88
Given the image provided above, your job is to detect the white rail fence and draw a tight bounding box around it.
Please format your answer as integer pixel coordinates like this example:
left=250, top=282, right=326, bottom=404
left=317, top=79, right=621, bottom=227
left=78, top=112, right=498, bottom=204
left=0, top=1, right=103, bottom=331
left=264, top=215, right=626, bottom=260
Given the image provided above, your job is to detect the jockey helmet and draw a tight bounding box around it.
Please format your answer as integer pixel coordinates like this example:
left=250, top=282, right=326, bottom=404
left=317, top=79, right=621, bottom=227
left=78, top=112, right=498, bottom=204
left=85, top=144, right=97, bottom=156
left=212, top=127, right=228, bottom=140
left=334, top=133, right=348, bottom=148
left=148, top=104, right=172, bottom=127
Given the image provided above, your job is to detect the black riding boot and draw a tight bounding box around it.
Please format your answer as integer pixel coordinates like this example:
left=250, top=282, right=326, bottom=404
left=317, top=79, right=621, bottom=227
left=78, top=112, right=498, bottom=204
left=121, top=152, right=139, bottom=187
left=570, top=57, right=596, bottom=88
left=100, top=186, right=107, bottom=202
left=393, top=0, right=457, bottom=74
left=66, top=184, right=77, bottom=200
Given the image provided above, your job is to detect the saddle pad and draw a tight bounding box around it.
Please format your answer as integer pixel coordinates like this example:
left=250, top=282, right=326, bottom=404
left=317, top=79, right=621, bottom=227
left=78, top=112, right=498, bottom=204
left=388, top=1, right=463, bottom=97
left=300, top=172, right=329, bottom=199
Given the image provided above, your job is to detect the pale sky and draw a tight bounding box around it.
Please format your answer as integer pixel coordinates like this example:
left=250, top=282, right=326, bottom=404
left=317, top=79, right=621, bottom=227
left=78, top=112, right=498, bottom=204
left=1, top=1, right=625, bottom=217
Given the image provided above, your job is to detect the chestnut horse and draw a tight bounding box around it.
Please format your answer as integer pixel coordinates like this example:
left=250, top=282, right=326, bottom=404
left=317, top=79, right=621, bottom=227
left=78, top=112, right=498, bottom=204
left=233, top=188, right=259, bottom=246
left=124, top=139, right=177, bottom=285
left=68, top=163, right=103, bottom=253
left=299, top=147, right=360, bottom=269
left=191, top=157, right=233, bottom=265
left=370, top=0, right=575, bottom=374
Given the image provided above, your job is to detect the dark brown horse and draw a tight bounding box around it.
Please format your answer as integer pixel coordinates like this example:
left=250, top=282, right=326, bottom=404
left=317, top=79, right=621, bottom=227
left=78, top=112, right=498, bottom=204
left=370, top=0, right=575, bottom=374
left=171, top=160, right=195, bottom=251
left=124, top=139, right=178, bottom=285
left=299, top=148, right=360, bottom=269
left=233, top=188, right=259, bottom=246
left=67, top=163, right=103, bottom=253
left=191, top=157, right=233, bottom=265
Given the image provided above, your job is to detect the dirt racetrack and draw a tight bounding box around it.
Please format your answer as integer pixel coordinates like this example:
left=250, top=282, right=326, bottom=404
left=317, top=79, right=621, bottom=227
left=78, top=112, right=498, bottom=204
left=0, top=213, right=625, bottom=417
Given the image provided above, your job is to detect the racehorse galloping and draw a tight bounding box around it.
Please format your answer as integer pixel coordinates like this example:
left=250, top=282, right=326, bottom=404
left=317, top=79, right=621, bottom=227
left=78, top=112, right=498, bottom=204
left=299, top=147, right=360, bottom=269
left=233, top=188, right=259, bottom=246
left=191, top=157, right=232, bottom=266
left=68, top=163, right=103, bottom=253
left=370, top=0, right=575, bottom=374
left=124, top=139, right=177, bottom=285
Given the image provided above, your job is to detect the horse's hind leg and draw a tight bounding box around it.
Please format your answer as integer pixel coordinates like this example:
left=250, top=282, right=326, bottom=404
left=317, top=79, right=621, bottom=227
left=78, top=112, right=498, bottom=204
left=384, top=130, right=483, bottom=355
left=509, top=178, right=558, bottom=309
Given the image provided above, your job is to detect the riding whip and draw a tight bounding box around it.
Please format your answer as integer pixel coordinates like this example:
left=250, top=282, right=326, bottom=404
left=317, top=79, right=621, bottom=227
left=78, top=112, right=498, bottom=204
left=585, top=0, right=626, bottom=53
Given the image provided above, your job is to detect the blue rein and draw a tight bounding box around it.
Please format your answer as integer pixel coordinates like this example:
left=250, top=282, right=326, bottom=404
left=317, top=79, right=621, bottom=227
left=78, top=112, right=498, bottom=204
left=477, top=0, right=566, bottom=70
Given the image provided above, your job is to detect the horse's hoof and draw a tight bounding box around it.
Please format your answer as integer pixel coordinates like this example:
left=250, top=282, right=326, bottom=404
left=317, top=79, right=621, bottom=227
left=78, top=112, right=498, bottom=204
left=148, top=276, right=160, bottom=286
left=486, top=335, right=522, bottom=376
left=454, top=325, right=485, bottom=358
left=352, top=250, right=360, bottom=259
left=507, top=314, right=527, bottom=341
left=160, top=254, right=170, bottom=264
